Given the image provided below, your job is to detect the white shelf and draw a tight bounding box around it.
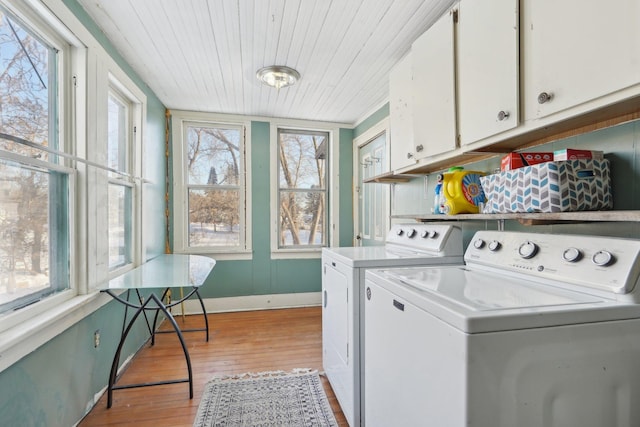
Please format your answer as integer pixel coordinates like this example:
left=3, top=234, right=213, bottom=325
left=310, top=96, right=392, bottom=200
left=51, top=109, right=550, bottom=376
left=393, top=210, right=640, bottom=225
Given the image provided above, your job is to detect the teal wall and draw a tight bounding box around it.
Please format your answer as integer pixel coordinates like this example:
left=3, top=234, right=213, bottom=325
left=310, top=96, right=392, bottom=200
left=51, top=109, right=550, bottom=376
left=0, top=298, right=151, bottom=426
left=0, top=1, right=168, bottom=426
left=353, top=103, right=389, bottom=139
left=196, top=122, right=354, bottom=299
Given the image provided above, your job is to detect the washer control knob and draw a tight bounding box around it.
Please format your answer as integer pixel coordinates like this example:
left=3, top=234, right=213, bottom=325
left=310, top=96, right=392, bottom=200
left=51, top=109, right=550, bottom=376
left=518, top=241, right=538, bottom=259
left=488, top=240, right=502, bottom=252
left=396, top=229, right=404, bottom=236
left=473, top=239, right=486, bottom=249
left=421, top=230, right=430, bottom=238
left=407, top=229, right=417, bottom=238
left=429, top=231, right=438, bottom=239
left=592, top=250, right=615, bottom=267
left=562, top=247, right=583, bottom=263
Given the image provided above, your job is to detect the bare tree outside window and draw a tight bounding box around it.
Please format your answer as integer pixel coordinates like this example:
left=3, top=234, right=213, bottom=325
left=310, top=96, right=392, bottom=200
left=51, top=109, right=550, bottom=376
left=186, top=124, right=243, bottom=248
left=278, top=129, right=328, bottom=248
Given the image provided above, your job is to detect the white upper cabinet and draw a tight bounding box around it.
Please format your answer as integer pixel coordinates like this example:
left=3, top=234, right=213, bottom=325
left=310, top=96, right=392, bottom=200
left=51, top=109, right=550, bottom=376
left=389, top=52, right=417, bottom=171
left=387, top=0, right=640, bottom=173
left=411, top=8, right=457, bottom=159
left=522, top=0, right=640, bottom=121
left=457, top=0, right=519, bottom=146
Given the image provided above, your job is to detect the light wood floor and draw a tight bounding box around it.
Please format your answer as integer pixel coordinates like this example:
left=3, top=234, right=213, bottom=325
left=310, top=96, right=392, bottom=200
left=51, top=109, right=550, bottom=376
left=79, top=307, right=348, bottom=426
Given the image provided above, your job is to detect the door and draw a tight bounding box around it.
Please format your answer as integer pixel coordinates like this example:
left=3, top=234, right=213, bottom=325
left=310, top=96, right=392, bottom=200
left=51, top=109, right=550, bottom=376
left=357, top=132, right=388, bottom=246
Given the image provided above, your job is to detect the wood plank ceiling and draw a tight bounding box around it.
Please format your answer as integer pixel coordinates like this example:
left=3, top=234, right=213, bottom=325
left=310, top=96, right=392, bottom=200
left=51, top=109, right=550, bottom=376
left=77, top=0, right=456, bottom=125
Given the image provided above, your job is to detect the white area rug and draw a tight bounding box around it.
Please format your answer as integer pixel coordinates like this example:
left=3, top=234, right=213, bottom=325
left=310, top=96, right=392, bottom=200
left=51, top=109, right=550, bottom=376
left=193, top=369, right=338, bottom=427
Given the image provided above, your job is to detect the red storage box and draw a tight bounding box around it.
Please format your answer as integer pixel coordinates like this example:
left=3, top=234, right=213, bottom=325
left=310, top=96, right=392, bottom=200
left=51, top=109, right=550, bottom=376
left=553, top=149, right=604, bottom=161
left=501, top=152, right=553, bottom=171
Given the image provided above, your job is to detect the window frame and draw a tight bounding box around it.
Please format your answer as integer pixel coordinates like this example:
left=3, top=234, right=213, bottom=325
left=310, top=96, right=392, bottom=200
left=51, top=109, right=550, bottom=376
left=275, top=128, right=329, bottom=250
left=96, top=71, right=144, bottom=282
left=270, top=121, right=340, bottom=259
left=0, top=150, right=76, bottom=329
left=171, top=111, right=252, bottom=260
left=106, top=85, right=137, bottom=275
left=0, top=1, right=77, bottom=328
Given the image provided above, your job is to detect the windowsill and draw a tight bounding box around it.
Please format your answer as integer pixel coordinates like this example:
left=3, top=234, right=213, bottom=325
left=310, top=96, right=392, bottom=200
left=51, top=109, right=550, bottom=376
left=174, top=250, right=253, bottom=261
left=0, top=291, right=113, bottom=373
left=174, top=249, right=253, bottom=261
left=270, top=250, right=322, bottom=260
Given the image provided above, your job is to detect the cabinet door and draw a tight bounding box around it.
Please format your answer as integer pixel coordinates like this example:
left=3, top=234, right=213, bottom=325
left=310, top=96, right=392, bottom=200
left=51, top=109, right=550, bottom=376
left=457, top=0, right=519, bottom=145
left=412, top=9, right=457, bottom=159
left=389, top=53, right=416, bottom=171
left=522, top=0, right=640, bottom=120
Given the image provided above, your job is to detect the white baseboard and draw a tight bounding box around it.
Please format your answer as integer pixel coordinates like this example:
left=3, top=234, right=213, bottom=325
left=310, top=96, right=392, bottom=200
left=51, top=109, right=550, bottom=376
left=171, top=292, right=322, bottom=315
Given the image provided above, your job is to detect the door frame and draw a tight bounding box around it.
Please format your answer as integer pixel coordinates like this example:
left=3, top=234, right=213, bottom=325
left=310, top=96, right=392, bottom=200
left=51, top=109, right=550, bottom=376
left=352, top=117, right=391, bottom=246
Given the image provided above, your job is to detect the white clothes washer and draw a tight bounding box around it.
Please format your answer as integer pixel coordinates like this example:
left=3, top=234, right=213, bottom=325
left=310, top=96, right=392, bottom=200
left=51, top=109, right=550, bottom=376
left=322, top=223, right=464, bottom=426
left=365, top=230, right=640, bottom=427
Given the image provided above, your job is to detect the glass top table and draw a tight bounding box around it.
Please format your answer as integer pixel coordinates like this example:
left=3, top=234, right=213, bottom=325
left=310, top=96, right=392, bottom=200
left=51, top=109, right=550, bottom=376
left=100, top=254, right=216, bottom=408
left=103, top=254, right=216, bottom=290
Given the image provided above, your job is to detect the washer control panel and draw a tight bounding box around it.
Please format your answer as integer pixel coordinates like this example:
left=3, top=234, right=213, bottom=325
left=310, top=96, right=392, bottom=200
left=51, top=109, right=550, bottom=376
left=465, top=231, right=640, bottom=296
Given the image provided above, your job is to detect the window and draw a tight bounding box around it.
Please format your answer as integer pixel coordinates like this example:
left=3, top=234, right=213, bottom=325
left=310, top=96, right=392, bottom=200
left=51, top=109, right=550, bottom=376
left=0, top=157, right=71, bottom=314
left=0, top=4, right=71, bottom=316
left=0, top=0, right=151, bottom=372
left=107, top=89, right=133, bottom=271
left=172, top=112, right=250, bottom=257
left=276, top=128, right=328, bottom=250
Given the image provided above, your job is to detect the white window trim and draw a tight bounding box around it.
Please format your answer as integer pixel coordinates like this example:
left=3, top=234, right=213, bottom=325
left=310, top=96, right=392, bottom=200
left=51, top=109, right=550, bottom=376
left=0, top=153, right=77, bottom=332
left=0, top=0, right=148, bottom=373
left=270, top=120, right=341, bottom=259
left=0, top=0, right=82, bottom=332
left=171, top=110, right=253, bottom=260
left=104, top=72, right=145, bottom=279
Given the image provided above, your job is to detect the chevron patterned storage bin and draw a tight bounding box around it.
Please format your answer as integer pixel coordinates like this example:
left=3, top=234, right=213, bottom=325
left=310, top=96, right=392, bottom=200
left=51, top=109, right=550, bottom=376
left=480, top=159, right=612, bottom=213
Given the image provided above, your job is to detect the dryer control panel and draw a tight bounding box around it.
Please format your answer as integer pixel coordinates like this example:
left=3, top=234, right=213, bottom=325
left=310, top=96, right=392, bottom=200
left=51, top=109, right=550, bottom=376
left=386, top=224, right=463, bottom=255
left=465, top=231, right=640, bottom=299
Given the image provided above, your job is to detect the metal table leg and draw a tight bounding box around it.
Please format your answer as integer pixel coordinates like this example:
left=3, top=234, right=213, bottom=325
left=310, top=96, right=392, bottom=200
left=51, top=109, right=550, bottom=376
left=106, top=292, right=193, bottom=408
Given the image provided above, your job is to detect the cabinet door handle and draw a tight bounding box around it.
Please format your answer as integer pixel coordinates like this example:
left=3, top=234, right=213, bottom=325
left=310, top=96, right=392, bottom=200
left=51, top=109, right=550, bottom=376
left=497, top=110, right=510, bottom=121
left=331, top=261, right=336, bottom=267
left=393, top=299, right=405, bottom=311
left=416, top=144, right=424, bottom=152
left=323, top=290, right=328, bottom=308
left=537, top=92, right=553, bottom=104
left=407, top=152, right=414, bottom=159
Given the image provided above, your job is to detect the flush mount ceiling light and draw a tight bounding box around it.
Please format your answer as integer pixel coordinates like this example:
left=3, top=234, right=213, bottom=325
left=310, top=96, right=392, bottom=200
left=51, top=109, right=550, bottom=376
left=256, top=65, right=300, bottom=89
